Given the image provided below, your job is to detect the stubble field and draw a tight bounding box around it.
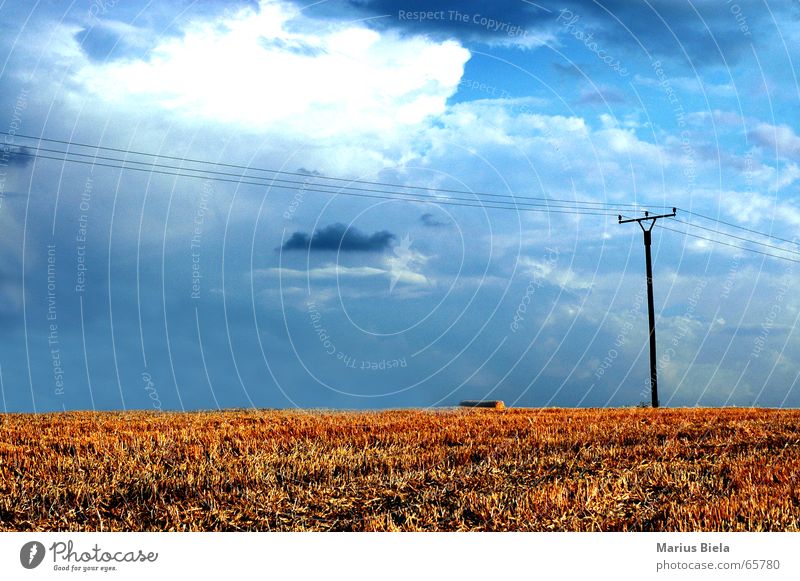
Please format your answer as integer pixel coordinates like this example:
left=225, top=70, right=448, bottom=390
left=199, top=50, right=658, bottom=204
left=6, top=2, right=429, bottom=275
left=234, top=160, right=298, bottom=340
left=1, top=407, right=799, bottom=531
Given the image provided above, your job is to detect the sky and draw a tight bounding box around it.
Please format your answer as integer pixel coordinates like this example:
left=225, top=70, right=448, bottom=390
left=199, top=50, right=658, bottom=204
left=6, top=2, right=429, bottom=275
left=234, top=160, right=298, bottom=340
left=0, top=0, right=799, bottom=412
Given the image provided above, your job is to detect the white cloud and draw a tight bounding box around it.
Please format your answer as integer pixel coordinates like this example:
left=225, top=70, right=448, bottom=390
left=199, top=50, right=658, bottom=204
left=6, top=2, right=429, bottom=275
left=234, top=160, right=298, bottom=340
left=385, top=234, right=429, bottom=292
left=773, top=163, right=800, bottom=191
left=725, top=189, right=800, bottom=228
left=686, top=110, right=744, bottom=127
left=71, top=0, right=470, bottom=141
left=749, top=122, right=800, bottom=161
left=518, top=256, right=593, bottom=292
left=262, top=265, right=385, bottom=280
left=259, top=254, right=430, bottom=289
left=634, top=74, right=734, bottom=98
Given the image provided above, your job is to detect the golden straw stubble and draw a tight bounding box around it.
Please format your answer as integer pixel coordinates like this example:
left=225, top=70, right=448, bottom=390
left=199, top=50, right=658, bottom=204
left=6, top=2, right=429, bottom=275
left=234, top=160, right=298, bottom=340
left=0, top=408, right=798, bottom=531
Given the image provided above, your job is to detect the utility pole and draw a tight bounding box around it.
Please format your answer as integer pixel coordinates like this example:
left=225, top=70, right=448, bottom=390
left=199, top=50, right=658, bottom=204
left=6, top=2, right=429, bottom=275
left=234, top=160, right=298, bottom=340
left=618, top=208, right=676, bottom=408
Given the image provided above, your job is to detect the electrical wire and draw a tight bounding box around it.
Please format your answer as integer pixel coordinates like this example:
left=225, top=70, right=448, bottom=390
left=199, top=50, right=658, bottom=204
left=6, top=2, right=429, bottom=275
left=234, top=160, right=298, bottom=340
left=12, top=148, right=638, bottom=215
left=661, top=225, right=800, bottom=264
left=678, top=207, right=798, bottom=246
left=15, top=149, right=621, bottom=217
left=3, top=131, right=671, bottom=211
left=618, top=212, right=800, bottom=263
left=10, top=132, right=800, bottom=264
left=673, top=218, right=800, bottom=256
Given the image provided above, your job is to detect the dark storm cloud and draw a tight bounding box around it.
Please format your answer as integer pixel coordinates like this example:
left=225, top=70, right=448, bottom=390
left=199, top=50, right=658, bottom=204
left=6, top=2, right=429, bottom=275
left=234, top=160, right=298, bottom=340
left=280, top=223, right=396, bottom=252
left=345, top=0, right=553, bottom=43
left=294, top=0, right=770, bottom=67
left=420, top=213, right=449, bottom=227
left=296, top=167, right=322, bottom=176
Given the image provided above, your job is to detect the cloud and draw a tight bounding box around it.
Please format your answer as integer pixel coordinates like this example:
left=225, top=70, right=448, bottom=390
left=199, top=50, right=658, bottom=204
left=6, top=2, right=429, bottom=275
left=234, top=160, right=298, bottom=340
left=5, top=0, right=800, bottom=412
left=420, top=212, right=449, bottom=227
left=259, top=252, right=430, bottom=294
left=685, top=110, right=744, bottom=127
left=266, top=261, right=428, bottom=286
left=576, top=84, right=627, bottom=105
left=724, top=189, right=800, bottom=228
left=386, top=234, right=429, bottom=292
left=265, top=265, right=386, bottom=279
left=70, top=0, right=470, bottom=140
left=519, top=255, right=593, bottom=293
left=634, top=75, right=734, bottom=98
left=552, top=61, right=583, bottom=78
left=300, top=0, right=555, bottom=48
left=0, top=145, right=33, bottom=168
left=280, top=223, right=396, bottom=252
left=748, top=123, right=800, bottom=161
left=73, top=19, right=158, bottom=62
left=332, top=0, right=773, bottom=67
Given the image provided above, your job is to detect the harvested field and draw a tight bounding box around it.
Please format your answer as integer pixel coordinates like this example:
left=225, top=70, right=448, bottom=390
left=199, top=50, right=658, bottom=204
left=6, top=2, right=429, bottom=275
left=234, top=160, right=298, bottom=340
left=1, top=408, right=799, bottom=531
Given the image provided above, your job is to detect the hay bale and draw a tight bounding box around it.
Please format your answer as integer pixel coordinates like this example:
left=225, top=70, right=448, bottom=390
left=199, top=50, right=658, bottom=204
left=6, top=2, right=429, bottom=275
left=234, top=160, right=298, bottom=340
left=459, top=400, right=506, bottom=410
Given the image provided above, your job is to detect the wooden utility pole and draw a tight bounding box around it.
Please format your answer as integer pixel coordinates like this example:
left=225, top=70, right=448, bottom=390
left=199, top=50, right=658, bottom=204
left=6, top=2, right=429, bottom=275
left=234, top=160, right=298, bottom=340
left=618, top=208, right=676, bottom=408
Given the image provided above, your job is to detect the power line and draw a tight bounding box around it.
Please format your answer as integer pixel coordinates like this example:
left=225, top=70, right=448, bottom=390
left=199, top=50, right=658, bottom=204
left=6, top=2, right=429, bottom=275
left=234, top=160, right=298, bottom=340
left=16, top=149, right=621, bottom=217
left=4, top=131, right=670, bottom=211
left=627, top=210, right=800, bottom=260
left=623, top=211, right=800, bottom=263
left=661, top=225, right=800, bottom=264
left=11, top=132, right=800, bottom=265
left=673, top=218, right=800, bottom=256
left=678, top=207, right=798, bottom=246
left=13, top=148, right=637, bottom=215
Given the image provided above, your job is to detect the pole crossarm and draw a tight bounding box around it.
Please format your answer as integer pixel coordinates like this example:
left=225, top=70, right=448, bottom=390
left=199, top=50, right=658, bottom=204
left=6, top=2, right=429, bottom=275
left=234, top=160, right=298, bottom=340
left=618, top=208, right=677, bottom=225
left=617, top=207, right=676, bottom=408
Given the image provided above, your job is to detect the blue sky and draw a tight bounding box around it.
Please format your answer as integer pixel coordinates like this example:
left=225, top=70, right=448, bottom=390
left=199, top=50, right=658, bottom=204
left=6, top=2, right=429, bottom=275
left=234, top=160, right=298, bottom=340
left=0, top=0, right=799, bottom=412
